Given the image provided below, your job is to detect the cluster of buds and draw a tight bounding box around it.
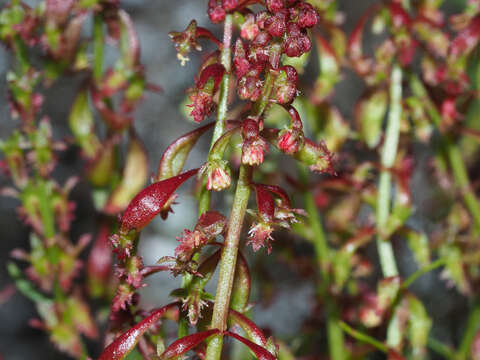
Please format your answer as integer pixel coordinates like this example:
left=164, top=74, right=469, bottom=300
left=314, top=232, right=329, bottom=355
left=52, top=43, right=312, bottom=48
left=247, top=184, right=305, bottom=253
left=174, top=211, right=227, bottom=263
left=232, top=1, right=317, bottom=101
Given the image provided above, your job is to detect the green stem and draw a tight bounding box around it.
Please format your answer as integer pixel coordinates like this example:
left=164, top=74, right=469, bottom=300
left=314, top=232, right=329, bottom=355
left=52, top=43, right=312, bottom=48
left=205, top=165, right=252, bottom=360
left=13, top=36, right=29, bottom=74
left=376, top=64, right=402, bottom=278
left=409, top=75, right=480, bottom=233
left=210, top=14, right=233, bottom=148
left=299, top=165, right=345, bottom=360
left=181, top=15, right=234, bottom=338
left=300, top=165, right=329, bottom=278
left=93, top=15, right=104, bottom=82
left=199, top=14, right=234, bottom=215
left=339, top=321, right=388, bottom=353
left=205, top=53, right=279, bottom=360
left=457, top=301, right=480, bottom=360
left=428, top=337, right=455, bottom=360
left=401, top=258, right=446, bottom=290
left=37, top=179, right=55, bottom=240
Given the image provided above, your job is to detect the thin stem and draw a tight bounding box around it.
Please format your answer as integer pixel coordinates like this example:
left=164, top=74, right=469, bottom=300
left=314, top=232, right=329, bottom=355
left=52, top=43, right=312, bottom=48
left=401, top=258, right=446, bottom=290
left=300, top=166, right=329, bottom=278
left=457, top=301, right=480, bottom=360
left=376, top=64, right=402, bottom=278
left=199, top=14, right=234, bottom=216
left=409, top=74, right=480, bottom=233
left=180, top=15, right=234, bottom=339
left=299, top=164, right=345, bottom=360
left=210, top=13, right=233, bottom=148
left=93, top=15, right=104, bottom=83
left=326, top=300, right=346, bottom=360
left=205, top=165, right=252, bottom=360
left=428, top=337, right=455, bottom=360
left=339, top=321, right=388, bottom=353
left=205, top=55, right=279, bottom=360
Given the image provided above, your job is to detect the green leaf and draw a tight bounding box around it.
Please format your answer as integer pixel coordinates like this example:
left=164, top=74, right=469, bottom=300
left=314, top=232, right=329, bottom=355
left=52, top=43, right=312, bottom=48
left=356, top=89, right=388, bottom=148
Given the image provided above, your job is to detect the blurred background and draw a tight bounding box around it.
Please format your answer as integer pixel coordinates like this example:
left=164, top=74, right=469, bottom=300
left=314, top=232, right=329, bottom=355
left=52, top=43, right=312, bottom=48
left=0, top=0, right=474, bottom=359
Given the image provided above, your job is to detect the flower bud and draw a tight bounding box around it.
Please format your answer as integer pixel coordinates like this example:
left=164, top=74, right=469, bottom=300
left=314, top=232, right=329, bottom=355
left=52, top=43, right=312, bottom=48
left=241, top=118, right=268, bottom=166
left=296, top=2, right=318, bottom=28
left=241, top=13, right=259, bottom=40
left=265, top=11, right=287, bottom=37
left=277, top=128, right=303, bottom=154
left=266, top=0, right=285, bottom=13
left=201, top=160, right=231, bottom=191
left=234, top=39, right=251, bottom=78
left=208, top=0, right=226, bottom=23
left=283, top=22, right=312, bottom=57
left=273, top=65, right=298, bottom=104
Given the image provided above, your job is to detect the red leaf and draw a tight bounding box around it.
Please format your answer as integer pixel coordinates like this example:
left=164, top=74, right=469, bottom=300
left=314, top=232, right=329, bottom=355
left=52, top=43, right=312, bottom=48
left=99, top=303, right=179, bottom=360
left=157, top=122, right=215, bottom=180
left=253, top=184, right=275, bottom=223
left=225, top=331, right=276, bottom=360
left=197, top=63, right=226, bottom=92
left=160, top=329, right=220, bottom=359
left=120, top=168, right=199, bottom=232
left=228, top=309, right=267, bottom=346
left=450, top=15, right=480, bottom=58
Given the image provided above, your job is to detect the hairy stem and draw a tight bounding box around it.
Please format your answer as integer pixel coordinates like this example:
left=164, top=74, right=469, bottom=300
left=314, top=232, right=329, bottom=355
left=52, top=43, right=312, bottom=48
left=205, top=59, right=278, bottom=360
left=205, top=165, right=252, bottom=360
left=376, top=64, right=402, bottom=278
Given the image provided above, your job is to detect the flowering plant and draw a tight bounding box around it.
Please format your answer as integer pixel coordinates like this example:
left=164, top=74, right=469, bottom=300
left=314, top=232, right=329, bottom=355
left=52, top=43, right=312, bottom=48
left=3, top=0, right=480, bottom=359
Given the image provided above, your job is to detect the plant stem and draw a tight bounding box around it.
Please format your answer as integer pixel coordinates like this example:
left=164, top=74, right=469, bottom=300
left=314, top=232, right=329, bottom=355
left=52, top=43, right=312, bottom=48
left=199, top=14, right=234, bottom=216
left=93, top=15, right=104, bottom=83
left=376, top=64, right=402, bottom=278
left=428, top=337, right=455, bottom=360
left=339, top=321, right=388, bottom=353
left=205, top=165, right=252, bottom=360
left=299, top=165, right=345, bottom=360
left=457, top=300, right=480, bottom=360
left=205, top=54, right=279, bottom=360
left=182, top=14, right=234, bottom=338
left=401, top=257, right=446, bottom=290
left=409, top=74, right=480, bottom=233
left=210, top=14, right=233, bottom=148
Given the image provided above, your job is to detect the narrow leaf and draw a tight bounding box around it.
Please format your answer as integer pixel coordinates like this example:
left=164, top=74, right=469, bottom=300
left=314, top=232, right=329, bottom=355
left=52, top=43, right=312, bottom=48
left=99, top=303, right=179, bottom=360
left=68, top=90, right=99, bottom=158
left=225, top=331, right=276, bottom=360
left=120, top=168, right=198, bottom=232
left=230, top=251, right=251, bottom=313
left=105, top=132, right=148, bottom=214
left=356, top=89, right=388, bottom=148
left=160, top=329, right=219, bottom=359
left=157, top=122, right=214, bottom=180
left=228, top=309, right=267, bottom=347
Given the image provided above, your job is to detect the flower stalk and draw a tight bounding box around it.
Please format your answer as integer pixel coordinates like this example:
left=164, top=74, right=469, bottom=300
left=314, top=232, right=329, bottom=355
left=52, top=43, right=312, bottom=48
left=376, top=64, right=402, bottom=278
